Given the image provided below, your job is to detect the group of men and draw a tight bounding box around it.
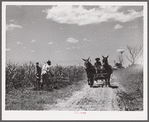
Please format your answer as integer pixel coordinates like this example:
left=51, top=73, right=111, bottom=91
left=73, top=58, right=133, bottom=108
left=35, top=60, right=53, bottom=89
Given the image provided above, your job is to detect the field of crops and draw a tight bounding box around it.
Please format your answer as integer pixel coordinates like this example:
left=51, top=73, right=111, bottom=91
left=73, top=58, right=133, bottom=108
left=6, top=61, right=86, bottom=93
left=114, top=64, right=143, bottom=111
left=5, top=61, right=144, bottom=111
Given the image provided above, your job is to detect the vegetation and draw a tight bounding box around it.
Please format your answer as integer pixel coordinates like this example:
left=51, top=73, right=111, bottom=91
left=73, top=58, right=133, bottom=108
left=114, top=64, right=143, bottom=111
left=125, top=44, right=143, bottom=65
left=6, top=61, right=143, bottom=111
left=6, top=61, right=86, bottom=93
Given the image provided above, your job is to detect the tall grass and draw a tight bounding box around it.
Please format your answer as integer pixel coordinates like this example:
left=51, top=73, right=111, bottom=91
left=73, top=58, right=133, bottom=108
left=114, top=64, right=143, bottom=111
left=6, top=62, right=86, bottom=93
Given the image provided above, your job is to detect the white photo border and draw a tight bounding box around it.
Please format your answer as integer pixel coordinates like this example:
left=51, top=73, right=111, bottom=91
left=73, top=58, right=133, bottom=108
left=2, top=1, right=148, bottom=120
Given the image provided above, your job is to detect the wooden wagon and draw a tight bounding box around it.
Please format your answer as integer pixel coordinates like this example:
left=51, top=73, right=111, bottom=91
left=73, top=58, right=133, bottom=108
left=89, top=65, right=108, bottom=87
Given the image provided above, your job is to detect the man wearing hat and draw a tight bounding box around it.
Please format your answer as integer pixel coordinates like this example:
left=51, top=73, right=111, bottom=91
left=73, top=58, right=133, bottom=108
left=41, top=60, right=53, bottom=89
left=94, top=58, right=101, bottom=73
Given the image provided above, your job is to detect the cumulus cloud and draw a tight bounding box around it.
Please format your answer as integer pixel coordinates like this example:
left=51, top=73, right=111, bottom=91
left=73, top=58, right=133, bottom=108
left=16, top=41, right=22, bottom=45
left=117, top=48, right=125, bottom=53
left=6, top=48, right=11, bottom=51
left=48, top=41, right=53, bottom=45
left=83, top=38, right=91, bottom=42
left=114, top=24, right=123, bottom=29
left=6, top=24, right=22, bottom=31
left=129, top=25, right=138, bottom=29
left=43, top=5, right=143, bottom=26
left=66, top=38, right=78, bottom=43
left=31, top=50, right=35, bottom=53
left=66, top=47, right=79, bottom=50
left=31, top=39, right=36, bottom=43
left=9, top=20, right=15, bottom=22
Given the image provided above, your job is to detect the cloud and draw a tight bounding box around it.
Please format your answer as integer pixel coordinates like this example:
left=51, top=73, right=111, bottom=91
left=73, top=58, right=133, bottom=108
left=117, top=48, right=125, bottom=53
left=6, top=24, right=22, bottom=31
left=56, top=50, right=61, bottom=53
left=48, top=41, right=53, bottom=45
left=9, top=20, right=15, bottom=22
left=23, top=47, right=26, bottom=49
left=43, top=5, right=143, bottom=26
left=16, top=41, right=22, bottom=45
left=114, top=24, right=123, bottom=29
left=129, top=25, right=138, bottom=29
left=31, top=50, right=35, bottom=53
left=83, top=38, right=91, bottom=42
left=66, top=47, right=79, bottom=50
left=6, top=48, right=11, bottom=51
left=31, top=39, right=36, bottom=43
left=66, top=38, right=78, bottom=43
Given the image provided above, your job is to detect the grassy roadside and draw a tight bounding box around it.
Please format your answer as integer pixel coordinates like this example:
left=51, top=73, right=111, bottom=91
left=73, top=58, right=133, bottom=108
left=114, top=64, right=143, bottom=111
left=6, top=79, right=87, bottom=110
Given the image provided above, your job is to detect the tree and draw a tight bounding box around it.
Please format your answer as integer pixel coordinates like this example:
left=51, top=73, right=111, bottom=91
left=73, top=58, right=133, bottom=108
left=125, top=44, right=143, bottom=65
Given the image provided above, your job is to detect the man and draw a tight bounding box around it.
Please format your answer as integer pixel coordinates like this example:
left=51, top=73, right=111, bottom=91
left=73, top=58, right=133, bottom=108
left=41, top=60, right=53, bottom=89
left=94, top=58, right=101, bottom=73
left=35, top=62, right=41, bottom=89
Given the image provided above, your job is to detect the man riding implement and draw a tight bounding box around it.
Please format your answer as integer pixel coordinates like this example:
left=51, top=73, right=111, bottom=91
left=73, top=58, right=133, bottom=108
left=94, top=58, right=101, bottom=73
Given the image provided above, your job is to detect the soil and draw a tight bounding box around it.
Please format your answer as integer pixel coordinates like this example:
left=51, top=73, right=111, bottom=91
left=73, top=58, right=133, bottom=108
left=43, top=75, right=120, bottom=111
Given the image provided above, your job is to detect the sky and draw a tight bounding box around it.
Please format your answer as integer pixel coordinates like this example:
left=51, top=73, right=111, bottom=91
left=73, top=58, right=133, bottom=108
left=5, top=4, right=144, bottom=67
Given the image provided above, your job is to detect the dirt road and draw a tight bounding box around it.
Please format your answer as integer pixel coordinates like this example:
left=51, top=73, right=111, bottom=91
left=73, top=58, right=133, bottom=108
left=43, top=75, right=120, bottom=111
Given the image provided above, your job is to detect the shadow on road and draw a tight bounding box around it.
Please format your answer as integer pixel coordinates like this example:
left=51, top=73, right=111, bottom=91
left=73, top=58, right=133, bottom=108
left=92, top=85, right=104, bottom=88
left=91, top=85, right=119, bottom=89
left=109, top=85, right=119, bottom=89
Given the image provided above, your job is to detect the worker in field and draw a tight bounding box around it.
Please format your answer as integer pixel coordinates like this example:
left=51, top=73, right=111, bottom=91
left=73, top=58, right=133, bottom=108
left=94, top=58, right=101, bottom=73
left=35, top=62, right=42, bottom=89
left=41, top=60, right=53, bottom=89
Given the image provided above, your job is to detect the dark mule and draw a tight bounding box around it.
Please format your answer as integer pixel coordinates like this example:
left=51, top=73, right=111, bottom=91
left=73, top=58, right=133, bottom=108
left=102, top=55, right=113, bottom=87
left=82, top=57, right=96, bottom=87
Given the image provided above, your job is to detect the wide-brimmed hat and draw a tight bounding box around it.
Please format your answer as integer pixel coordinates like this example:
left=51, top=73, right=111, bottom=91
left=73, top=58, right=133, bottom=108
left=47, top=60, right=51, bottom=64
left=95, top=58, right=100, bottom=60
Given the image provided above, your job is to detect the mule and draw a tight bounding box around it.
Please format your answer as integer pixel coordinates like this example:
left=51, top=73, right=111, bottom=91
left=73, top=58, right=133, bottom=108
left=102, top=55, right=113, bottom=87
left=82, top=57, right=96, bottom=87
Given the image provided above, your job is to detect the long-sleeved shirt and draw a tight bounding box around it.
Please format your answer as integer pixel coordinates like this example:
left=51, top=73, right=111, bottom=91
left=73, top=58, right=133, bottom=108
left=41, top=63, right=51, bottom=75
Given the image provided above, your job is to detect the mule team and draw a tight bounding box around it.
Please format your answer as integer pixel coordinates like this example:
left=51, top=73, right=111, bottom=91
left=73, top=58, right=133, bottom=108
left=82, top=56, right=113, bottom=87
left=35, top=55, right=112, bottom=89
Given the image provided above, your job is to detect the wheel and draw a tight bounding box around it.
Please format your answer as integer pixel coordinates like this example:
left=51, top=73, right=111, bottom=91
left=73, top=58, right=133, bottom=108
left=87, top=79, right=90, bottom=85
left=90, top=77, right=94, bottom=87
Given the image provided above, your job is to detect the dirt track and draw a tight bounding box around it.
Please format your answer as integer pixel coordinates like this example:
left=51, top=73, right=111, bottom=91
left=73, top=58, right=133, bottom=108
left=43, top=75, right=120, bottom=111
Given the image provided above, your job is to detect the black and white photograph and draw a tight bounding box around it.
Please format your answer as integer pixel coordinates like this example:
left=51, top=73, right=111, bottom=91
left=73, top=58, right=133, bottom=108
left=2, top=1, right=148, bottom=120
